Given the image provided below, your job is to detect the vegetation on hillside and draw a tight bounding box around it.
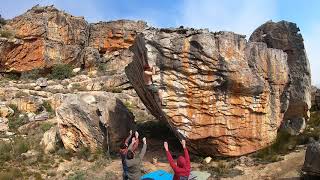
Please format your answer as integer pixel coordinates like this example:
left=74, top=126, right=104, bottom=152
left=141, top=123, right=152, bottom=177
left=49, top=64, right=74, bottom=80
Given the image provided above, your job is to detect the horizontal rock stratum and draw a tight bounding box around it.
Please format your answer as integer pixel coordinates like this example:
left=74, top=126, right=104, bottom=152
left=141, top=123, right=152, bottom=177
left=126, top=25, right=311, bottom=156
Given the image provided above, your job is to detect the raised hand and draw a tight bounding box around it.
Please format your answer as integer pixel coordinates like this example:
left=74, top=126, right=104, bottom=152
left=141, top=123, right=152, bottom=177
left=142, top=137, right=147, bottom=144
left=131, top=137, right=136, bottom=144
left=129, top=130, right=132, bottom=135
left=164, top=142, right=169, bottom=151
left=135, top=131, right=139, bottom=138
left=181, top=139, right=186, bottom=148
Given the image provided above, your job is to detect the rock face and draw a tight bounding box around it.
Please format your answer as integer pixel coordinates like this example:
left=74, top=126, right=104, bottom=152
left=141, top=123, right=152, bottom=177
left=1, top=5, right=89, bottom=72
left=126, top=30, right=290, bottom=156
left=56, top=92, right=135, bottom=152
left=250, top=21, right=311, bottom=134
left=0, top=5, right=146, bottom=73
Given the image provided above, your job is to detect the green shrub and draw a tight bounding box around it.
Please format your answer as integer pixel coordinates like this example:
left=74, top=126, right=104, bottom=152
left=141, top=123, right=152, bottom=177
left=102, top=86, right=122, bottom=93
left=0, top=141, right=12, bottom=164
left=76, top=146, right=91, bottom=160
left=68, top=170, right=86, bottom=180
left=15, top=91, right=28, bottom=98
left=7, top=104, right=28, bottom=131
left=5, top=73, right=20, bottom=80
left=8, top=113, right=28, bottom=131
left=56, top=148, right=73, bottom=161
left=0, top=15, right=6, bottom=26
left=97, top=63, right=107, bottom=72
left=0, top=167, right=23, bottom=180
left=104, top=171, right=117, bottom=180
left=50, top=64, right=74, bottom=80
left=199, top=161, right=243, bottom=178
left=20, top=69, right=41, bottom=80
left=42, top=100, right=54, bottom=114
left=40, top=122, right=54, bottom=132
left=0, top=29, right=14, bottom=38
left=12, top=136, right=29, bottom=156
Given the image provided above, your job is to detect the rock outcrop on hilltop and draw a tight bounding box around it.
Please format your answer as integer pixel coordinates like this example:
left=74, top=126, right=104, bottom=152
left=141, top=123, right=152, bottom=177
left=0, top=5, right=146, bottom=73
left=126, top=30, right=290, bottom=156
left=250, top=21, right=311, bottom=135
left=1, top=5, right=89, bottom=72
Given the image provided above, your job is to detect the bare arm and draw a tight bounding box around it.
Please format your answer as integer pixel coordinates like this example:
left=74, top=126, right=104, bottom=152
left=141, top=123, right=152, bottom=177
left=144, top=70, right=153, bottom=75
left=128, top=137, right=136, bottom=150
left=124, top=130, right=132, bottom=146
left=139, top=137, right=147, bottom=159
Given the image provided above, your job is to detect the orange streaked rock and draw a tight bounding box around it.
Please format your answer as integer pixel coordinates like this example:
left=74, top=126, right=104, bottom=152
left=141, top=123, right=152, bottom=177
left=126, top=30, right=291, bottom=156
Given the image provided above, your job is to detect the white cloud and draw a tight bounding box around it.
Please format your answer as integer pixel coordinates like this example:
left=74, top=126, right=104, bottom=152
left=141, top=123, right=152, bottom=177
left=180, top=0, right=276, bottom=36
left=304, top=25, right=320, bottom=87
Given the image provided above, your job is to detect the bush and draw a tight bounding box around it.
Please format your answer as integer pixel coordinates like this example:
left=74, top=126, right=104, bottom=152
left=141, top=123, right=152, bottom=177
left=0, top=167, right=23, bottom=180
left=50, top=64, right=74, bottom=80
left=5, top=73, right=20, bottom=80
left=7, top=104, right=28, bottom=131
left=20, top=69, right=41, bottom=80
left=76, top=146, right=91, bottom=160
left=0, top=29, right=14, bottom=38
left=12, top=136, right=29, bottom=156
left=8, top=113, right=28, bottom=131
left=253, top=111, right=320, bottom=163
left=0, top=15, right=6, bottom=26
left=40, top=122, right=54, bottom=132
left=199, top=161, right=243, bottom=178
left=56, top=148, right=73, bottom=161
left=97, top=63, right=107, bottom=72
left=102, top=86, right=122, bottom=93
left=68, top=170, right=86, bottom=180
left=0, top=141, right=12, bottom=164
left=42, top=100, right=54, bottom=114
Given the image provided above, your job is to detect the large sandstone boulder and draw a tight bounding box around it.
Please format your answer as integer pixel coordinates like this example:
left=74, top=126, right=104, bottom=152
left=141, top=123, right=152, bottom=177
left=0, top=5, right=89, bottom=72
left=126, top=29, right=290, bottom=156
left=250, top=21, right=311, bottom=134
left=56, top=92, right=135, bottom=152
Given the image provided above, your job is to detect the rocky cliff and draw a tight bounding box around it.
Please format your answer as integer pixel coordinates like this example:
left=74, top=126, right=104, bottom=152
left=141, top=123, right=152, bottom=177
left=0, top=5, right=146, bottom=73
left=0, top=6, right=312, bottom=157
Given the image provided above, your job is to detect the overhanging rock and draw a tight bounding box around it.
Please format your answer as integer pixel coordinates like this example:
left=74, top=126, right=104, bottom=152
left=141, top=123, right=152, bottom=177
left=126, top=27, right=292, bottom=156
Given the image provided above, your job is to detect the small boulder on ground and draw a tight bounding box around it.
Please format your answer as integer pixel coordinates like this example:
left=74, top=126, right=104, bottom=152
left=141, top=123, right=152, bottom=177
left=302, top=141, right=320, bottom=176
left=36, top=78, right=48, bottom=88
left=0, top=104, right=14, bottom=117
left=40, top=126, right=61, bottom=154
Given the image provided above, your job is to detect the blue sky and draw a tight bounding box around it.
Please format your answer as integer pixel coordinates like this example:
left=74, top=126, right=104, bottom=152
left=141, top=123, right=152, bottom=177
left=1, top=0, right=319, bottom=86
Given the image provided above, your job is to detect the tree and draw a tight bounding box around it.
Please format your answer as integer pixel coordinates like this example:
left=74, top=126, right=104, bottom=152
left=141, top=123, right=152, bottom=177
left=0, top=15, right=6, bottom=26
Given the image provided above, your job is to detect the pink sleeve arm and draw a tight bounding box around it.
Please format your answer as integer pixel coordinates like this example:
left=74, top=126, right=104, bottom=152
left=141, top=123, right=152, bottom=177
left=166, top=150, right=178, bottom=171
left=184, top=148, right=191, bottom=169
